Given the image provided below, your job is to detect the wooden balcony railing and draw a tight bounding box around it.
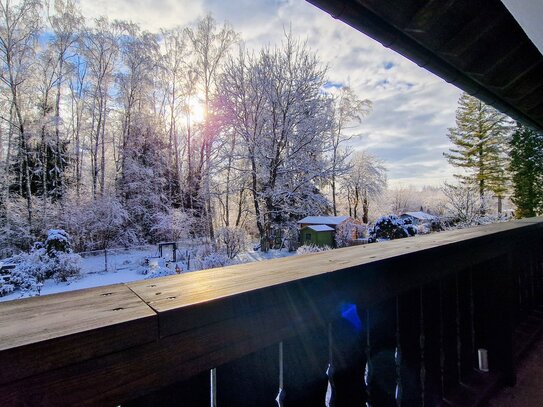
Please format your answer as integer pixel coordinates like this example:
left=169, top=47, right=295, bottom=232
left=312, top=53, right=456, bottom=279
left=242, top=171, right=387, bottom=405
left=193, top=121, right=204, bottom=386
left=1, top=218, right=543, bottom=406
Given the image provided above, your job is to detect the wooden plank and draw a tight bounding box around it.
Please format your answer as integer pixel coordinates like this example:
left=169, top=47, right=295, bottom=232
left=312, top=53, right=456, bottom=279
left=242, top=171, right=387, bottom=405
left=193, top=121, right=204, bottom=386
left=0, top=295, right=328, bottom=406
left=131, top=220, right=541, bottom=312
left=129, top=220, right=543, bottom=338
left=0, top=284, right=157, bottom=384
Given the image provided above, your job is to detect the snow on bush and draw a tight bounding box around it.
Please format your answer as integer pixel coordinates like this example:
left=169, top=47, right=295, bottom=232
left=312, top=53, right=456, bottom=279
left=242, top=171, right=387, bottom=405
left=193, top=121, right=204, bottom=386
left=335, top=220, right=368, bottom=248
left=62, top=195, right=137, bottom=253
left=417, top=223, right=431, bottom=235
left=201, top=252, right=229, bottom=269
left=216, top=227, right=246, bottom=259
left=370, top=215, right=417, bottom=240
left=9, top=229, right=82, bottom=295
left=0, top=282, right=14, bottom=297
left=296, top=244, right=331, bottom=255
left=45, top=229, right=72, bottom=255
left=144, top=267, right=177, bottom=279
left=52, top=252, right=82, bottom=282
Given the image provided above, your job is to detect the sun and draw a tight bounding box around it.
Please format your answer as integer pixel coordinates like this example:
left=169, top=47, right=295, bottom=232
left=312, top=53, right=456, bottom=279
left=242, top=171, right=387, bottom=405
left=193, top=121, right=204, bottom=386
left=187, top=97, right=206, bottom=124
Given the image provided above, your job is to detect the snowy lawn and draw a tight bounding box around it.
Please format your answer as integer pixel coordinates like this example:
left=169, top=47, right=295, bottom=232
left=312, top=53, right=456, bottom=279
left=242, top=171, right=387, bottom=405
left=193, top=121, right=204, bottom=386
left=0, top=246, right=296, bottom=303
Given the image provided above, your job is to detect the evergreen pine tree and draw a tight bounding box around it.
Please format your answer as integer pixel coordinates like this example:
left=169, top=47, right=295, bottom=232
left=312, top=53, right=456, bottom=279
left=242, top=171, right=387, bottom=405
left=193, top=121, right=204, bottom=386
left=509, top=123, right=543, bottom=218
left=444, top=92, right=511, bottom=213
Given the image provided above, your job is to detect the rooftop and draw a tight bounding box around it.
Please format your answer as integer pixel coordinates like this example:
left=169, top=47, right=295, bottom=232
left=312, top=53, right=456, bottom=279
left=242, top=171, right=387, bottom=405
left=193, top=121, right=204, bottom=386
left=303, top=224, right=335, bottom=232
left=297, top=216, right=350, bottom=225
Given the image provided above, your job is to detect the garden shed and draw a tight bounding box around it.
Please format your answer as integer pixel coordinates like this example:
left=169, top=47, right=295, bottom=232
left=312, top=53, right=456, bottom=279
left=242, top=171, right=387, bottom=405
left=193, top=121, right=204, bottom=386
left=300, top=224, right=334, bottom=247
left=400, top=211, right=436, bottom=225
left=297, top=215, right=351, bottom=230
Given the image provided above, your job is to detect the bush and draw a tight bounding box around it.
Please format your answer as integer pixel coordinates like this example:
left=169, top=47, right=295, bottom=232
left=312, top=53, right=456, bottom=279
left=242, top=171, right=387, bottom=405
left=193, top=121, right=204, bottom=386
left=144, top=267, right=177, bottom=279
left=201, top=252, right=229, bottom=269
left=45, top=229, right=72, bottom=256
left=0, top=282, right=14, bottom=296
left=9, top=230, right=82, bottom=294
left=53, top=252, right=82, bottom=282
left=296, top=244, right=331, bottom=255
left=216, top=227, right=246, bottom=259
left=416, top=223, right=431, bottom=235
left=370, top=215, right=417, bottom=240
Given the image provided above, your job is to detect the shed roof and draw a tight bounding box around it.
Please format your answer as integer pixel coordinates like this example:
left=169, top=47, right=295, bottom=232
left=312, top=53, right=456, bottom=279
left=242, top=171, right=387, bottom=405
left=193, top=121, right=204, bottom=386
left=303, top=224, right=335, bottom=232
left=401, top=211, right=437, bottom=220
left=298, top=216, right=349, bottom=225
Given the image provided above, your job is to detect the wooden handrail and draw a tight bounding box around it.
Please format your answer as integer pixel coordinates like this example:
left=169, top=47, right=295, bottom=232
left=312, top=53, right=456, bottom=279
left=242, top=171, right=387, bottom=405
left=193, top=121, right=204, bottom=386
left=1, top=218, right=542, bottom=406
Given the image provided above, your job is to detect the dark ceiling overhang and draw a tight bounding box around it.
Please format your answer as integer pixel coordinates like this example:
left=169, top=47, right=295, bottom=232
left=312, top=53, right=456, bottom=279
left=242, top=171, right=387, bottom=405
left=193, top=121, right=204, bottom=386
left=306, top=0, right=543, bottom=132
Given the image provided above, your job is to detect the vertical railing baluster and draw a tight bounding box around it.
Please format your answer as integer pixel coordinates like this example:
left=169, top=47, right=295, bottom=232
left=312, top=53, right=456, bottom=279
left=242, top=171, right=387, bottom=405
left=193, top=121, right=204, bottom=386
left=326, top=323, right=336, bottom=407
left=535, top=247, right=542, bottom=302
left=419, top=287, right=425, bottom=407
left=439, top=280, right=446, bottom=401
left=395, top=296, right=402, bottom=407
left=276, top=341, right=285, bottom=407
left=455, top=272, right=462, bottom=384
left=518, top=262, right=524, bottom=312
left=530, top=250, right=536, bottom=308
left=210, top=368, right=217, bottom=407
left=524, top=252, right=530, bottom=310
left=469, top=268, right=476, bottom=368
left=538, top=248, right=543, bottom=302
left=364, top=309, right=372, bottom=407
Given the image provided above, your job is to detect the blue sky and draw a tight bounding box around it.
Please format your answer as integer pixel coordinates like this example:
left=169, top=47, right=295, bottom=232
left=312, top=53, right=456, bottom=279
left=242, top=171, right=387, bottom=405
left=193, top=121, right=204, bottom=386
left=78, top=0, right=463, bottom=187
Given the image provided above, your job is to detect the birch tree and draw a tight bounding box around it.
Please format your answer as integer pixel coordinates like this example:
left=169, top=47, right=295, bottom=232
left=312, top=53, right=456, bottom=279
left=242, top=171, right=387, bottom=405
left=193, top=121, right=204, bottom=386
left=342, top=150, right=386, bottom=223
left=46, top=0, right=83, bottom=200
left=80, top=17, right=118, bottom=197
left=0, top=0, right=42, bottom=226
left=186, top=14, right=237, bottom=238
left=329, top=86, right=371, bottom=215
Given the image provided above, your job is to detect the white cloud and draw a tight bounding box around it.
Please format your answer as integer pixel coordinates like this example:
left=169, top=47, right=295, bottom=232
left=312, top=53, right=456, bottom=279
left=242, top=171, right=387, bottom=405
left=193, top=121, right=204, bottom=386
left=78, top=0, right=204, bottom=30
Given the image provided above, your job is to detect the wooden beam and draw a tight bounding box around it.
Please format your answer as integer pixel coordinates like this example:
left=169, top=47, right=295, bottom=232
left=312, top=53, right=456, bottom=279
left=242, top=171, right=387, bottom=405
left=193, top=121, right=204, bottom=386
left=0, top=219, right=541, bottom=405
left=0, top=284, right=157, bottom=384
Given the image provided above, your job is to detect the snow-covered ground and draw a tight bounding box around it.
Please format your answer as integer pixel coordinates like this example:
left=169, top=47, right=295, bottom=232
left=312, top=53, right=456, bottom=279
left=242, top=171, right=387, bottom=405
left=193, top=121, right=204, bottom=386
left=0, top=246, right=296, bottom=303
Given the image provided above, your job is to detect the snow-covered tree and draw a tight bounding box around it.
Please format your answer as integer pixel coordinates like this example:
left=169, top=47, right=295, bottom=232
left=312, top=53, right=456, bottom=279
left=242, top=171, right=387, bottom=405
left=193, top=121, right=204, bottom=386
left=444, top=92, right=512, bottom=213
left=80, top=17, right=119, bottom=197
left=64, top=194, right=134, bottom=269
left=151, top=208, right=194, bottom=242
left=0, top=0, right=42, bottom=226
left=441, top=182, right=488, bottom=224
left=186, top=14, right=238, bottom=238
left=218, top=34, right=335, bottom=240
left=216, top=226, right=245, bottom=259
left=119, top=117, right=169, bottom=240
left=342, top=151, right=386, bottom=223
left=328, top=86, right=372, bottom=215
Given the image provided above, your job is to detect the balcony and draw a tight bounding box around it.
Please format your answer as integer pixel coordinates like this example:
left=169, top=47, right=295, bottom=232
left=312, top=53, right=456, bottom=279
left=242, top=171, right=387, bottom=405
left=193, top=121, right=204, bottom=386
left=1, top=218, right=542, bottom=406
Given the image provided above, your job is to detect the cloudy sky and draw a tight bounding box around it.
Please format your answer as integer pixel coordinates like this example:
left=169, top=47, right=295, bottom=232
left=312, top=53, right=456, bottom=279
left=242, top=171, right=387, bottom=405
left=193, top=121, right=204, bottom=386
left=79, top=0, right=463, bottom=187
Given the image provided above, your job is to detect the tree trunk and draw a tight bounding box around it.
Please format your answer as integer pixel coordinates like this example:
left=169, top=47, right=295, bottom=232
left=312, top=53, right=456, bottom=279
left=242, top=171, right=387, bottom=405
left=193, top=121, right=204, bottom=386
left=362, top=191, right=369, bottom=224
left=55, top=57, right=65, bottom=201
left=331, top=175, right=337, bottom=216
left=100, top=92, right=108, bottom=195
